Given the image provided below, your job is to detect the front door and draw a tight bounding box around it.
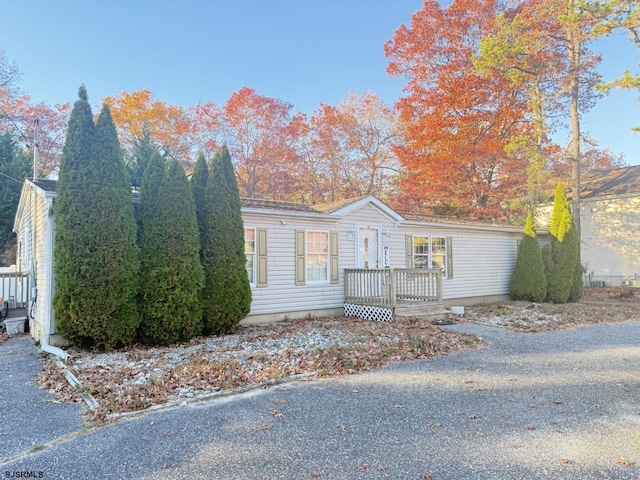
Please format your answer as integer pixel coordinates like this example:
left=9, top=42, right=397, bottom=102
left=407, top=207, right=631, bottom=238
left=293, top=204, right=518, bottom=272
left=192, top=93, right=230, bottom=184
left=358, top=227, right=380, bottom=269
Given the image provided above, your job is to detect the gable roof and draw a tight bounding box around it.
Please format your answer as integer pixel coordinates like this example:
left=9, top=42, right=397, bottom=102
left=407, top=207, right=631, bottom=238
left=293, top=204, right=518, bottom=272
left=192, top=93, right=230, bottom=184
left=581, top=165, right=640, bottom=199
left=315, top=195, right=406, bottom=223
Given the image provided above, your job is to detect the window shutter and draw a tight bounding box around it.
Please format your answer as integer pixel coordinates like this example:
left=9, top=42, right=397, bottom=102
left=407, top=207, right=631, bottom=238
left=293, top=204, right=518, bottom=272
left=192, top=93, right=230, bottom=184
left=295, top=230, right=306, bottom=286
left=405, top=235, right=413, bottom=268
left=446, top=236, right=453, bottom=279
left=256, top=228, right=268, bottom=288
left=330, top=231, right=339, bottom=284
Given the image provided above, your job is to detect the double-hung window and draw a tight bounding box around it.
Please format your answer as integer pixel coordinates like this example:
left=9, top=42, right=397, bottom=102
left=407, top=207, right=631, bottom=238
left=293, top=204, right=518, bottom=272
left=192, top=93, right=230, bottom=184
left=412, top=235, right=448, bottom=276
left=245, top=228, right=256, bottom=285
left=306, top=230, right=329, bottom=282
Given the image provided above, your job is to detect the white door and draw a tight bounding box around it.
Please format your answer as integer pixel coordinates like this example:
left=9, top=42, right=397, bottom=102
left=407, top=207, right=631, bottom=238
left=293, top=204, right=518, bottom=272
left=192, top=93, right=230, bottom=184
left=358, top=227, right=380, bottom=269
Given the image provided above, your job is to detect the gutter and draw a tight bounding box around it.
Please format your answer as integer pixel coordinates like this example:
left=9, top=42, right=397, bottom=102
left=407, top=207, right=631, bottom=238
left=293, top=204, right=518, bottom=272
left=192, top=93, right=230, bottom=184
left=39, top=195, right=67, bottom=360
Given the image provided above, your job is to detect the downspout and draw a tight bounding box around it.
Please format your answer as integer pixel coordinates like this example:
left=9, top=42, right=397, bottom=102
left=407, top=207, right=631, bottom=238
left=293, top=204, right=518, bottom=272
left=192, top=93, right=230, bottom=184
left=40, top=196, right=68, bottom=360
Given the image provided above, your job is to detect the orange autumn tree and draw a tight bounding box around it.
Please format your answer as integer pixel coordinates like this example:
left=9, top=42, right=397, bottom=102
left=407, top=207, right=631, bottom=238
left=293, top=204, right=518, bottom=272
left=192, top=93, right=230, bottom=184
left=103, top=89, right=193, bottom=167
left=384, top=0, right=531, bottom=219
left=1, top=49, right=70, bottom=176
left=193, top=87, right=309, bottom=200
left=306, top=91, right=400, bottom=203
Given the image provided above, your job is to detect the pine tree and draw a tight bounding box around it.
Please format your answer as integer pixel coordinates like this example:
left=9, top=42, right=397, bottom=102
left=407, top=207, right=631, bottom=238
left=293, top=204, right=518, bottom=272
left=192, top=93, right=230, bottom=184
left=88, top=103, right=140, bottom=348
left=190, top=152, right=209, bottom=255
left=139, top=159, right=204, bottom=345
left=127, top=125, right=156, bottom=188
left=0, top=133, right=31, bottom=257
left=542, top=183, right=580, bottom=304
left=202, top=146, right=251, bottom=334
left=55, top=96, right=140, bottom=349
left=54, top=86, right=99, bottom=346
left=510, top=212, right=547, bottom=302
left=137, top=151, right=164, bottom=244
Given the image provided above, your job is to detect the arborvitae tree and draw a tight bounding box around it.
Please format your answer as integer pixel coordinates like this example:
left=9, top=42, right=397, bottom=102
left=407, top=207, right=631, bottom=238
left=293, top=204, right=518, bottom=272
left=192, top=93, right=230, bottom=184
left=137, top=151, right=164, bottom=243
left=202, top=146, right=251, bottom=334
left=55, top=89, right=140, bottom=349
left=567, top=225, right=583, bottom=302
left=510, top=212, right=547, bottom=302
left=127, top=124, right=156, bottom=188
left=139, top=159, right=204, bottom=345
left=0, top=133, right=31, bottom=258
left=542, top=183, right=580, bottom=304
left=54, top=86, right=98, bottom=346
left=190, top=152, right=209, bottom=255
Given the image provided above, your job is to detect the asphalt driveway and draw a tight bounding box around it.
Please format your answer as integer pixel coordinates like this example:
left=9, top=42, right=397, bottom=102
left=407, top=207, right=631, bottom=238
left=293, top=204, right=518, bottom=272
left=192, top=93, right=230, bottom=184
left=1, top=322, right=639, bottom=479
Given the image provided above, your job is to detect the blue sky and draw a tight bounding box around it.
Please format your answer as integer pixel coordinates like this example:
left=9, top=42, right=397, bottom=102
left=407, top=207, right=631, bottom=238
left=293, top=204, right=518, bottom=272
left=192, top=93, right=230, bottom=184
left=1, top=1, right=639, bottom=165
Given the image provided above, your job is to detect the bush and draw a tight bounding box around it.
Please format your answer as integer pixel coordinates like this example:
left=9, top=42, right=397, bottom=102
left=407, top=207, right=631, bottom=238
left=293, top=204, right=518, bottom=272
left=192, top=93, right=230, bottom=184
left=543, top=184, right=580, bottom=304
left=510, top=212, right=547, bottom=302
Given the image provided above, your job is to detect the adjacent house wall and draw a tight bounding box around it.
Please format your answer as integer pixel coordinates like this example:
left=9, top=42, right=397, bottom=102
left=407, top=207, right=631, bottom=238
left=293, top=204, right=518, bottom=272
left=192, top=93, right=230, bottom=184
left=581, top=196, right=640, bottom=286
left=14, top=182, right=53, bottom=343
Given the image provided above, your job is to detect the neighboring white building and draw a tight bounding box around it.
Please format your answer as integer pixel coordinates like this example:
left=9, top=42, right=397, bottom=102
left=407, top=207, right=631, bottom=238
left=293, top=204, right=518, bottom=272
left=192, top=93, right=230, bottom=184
left=14, top=179, right=524, bottom=348
left=537, top=165, right=640, bottom=287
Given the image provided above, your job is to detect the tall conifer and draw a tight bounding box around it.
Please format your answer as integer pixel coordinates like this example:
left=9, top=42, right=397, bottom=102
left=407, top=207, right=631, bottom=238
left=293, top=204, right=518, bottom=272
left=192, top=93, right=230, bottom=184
left=54, top=86, right=98, bottom=346
left=542, top=183, right=581, bottom=304
left=139, top=160, right=204, bottom=344
left=202, top=146, right=251, bottom=334
left=510, top=212, right=547, bottom=302
left=190, top=152, right=209, bottom=255
left=55, top=89, right=140, bottom=348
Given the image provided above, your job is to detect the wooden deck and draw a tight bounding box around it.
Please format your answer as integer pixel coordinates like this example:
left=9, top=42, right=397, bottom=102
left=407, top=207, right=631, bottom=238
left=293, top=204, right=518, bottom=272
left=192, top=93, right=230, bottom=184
left=344, top=268, right=446, bottom=321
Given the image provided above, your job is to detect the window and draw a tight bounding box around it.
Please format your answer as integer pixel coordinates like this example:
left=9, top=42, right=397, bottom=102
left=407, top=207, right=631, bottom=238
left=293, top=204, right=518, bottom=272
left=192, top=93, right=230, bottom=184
left=413, top=235, right=448, bottom=276
left=306, top=230, right=329, bottom=282
left=245, top=228, right=256, bottom=285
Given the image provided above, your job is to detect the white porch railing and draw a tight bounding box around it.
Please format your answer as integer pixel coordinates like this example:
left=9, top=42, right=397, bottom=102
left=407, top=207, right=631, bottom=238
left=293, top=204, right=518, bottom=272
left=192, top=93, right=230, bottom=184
left=344, top=268, right=442, bottom=307
left=0, top=271, right=30, bottom=308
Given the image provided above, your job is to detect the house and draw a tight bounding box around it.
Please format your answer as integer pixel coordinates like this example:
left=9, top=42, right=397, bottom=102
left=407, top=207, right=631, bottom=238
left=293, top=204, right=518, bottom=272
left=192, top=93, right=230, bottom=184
left=14, top=178, right=524, bottom=352
left=537, top=165, right=640, bottom=287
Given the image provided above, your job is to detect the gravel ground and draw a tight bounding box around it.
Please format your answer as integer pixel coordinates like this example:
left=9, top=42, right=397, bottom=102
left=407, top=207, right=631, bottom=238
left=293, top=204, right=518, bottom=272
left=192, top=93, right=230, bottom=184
left=3, top=320, right=639, bottom=479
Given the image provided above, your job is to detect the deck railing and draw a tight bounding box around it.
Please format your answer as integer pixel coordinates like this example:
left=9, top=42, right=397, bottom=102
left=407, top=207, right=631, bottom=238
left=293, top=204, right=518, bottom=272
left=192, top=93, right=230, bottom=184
left=0, top=270, right=30, bottom=308
left=344, top=268, right=442, bottom=307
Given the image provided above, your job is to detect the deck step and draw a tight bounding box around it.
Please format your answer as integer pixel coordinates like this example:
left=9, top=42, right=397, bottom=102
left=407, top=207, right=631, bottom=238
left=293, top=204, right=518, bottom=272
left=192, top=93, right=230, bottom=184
left=393, top=302, right=447, bottom=320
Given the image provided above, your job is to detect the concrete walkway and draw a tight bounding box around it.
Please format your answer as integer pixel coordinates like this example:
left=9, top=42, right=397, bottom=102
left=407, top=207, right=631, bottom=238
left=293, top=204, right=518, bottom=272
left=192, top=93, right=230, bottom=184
left=1, top=322, right=639, bottom=479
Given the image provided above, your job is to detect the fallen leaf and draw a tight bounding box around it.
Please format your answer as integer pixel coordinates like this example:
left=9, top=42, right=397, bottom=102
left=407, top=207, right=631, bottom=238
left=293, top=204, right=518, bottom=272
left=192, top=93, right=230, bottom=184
left=523, top=426, right=536, bottom=431
left=617, top=459, right=635, bottom=467
left=507, top=444, right=519, bottom=449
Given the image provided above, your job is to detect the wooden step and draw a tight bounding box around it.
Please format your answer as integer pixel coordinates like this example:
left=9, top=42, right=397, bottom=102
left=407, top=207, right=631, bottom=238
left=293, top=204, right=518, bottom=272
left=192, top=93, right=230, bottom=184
left=393, top=302, right=448, bottom=320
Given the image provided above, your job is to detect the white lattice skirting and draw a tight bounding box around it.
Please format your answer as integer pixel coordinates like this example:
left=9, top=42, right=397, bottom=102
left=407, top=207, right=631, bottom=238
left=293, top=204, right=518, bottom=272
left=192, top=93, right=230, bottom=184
left=344, top=303, right=394, bottom=322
